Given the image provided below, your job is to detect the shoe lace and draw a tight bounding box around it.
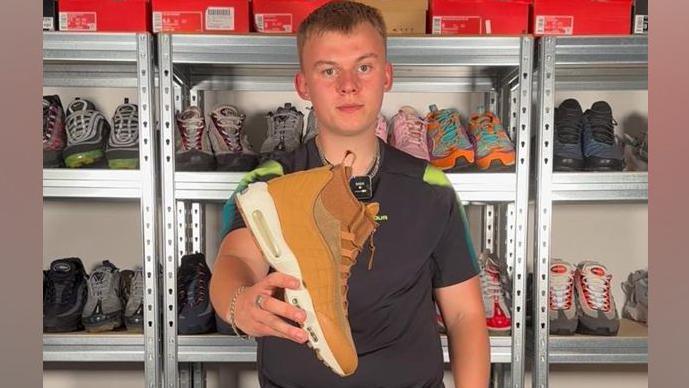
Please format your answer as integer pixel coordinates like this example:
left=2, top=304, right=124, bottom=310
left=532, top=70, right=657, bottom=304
left=111, top=104, right=139, bottom=146
left=587, top=112, right=617, bottom=145
left=89, top=268, right=114, bottom=299
left=555, top=109, right=584, bottom=144
left=395, top=110, right=427, bottom=147
left=130, top=270, right=144, bottom=304
left=270, top=109, right=301, bottom=150
left=581, top=270, right=613, bottom=311
left=179, top=262, right=210, bottom=307
left=338, top=219, right=377, bottom=314
left=66, top=110, right=99, bottom=143
left=480, top=261, right=504, bottom=303
left=550, top=270, right=574, bottom=310
left=177, top=111, right=205, bottom=151
left=43, top=99, right=59, bottom=143
left=211, top=106, right=244, bottom=149
left=470, top=113, right=509, bottom=147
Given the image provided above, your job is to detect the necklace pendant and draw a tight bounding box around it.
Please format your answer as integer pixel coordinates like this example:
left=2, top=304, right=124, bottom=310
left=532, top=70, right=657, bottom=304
left=349, top=175, right=373, bottom=200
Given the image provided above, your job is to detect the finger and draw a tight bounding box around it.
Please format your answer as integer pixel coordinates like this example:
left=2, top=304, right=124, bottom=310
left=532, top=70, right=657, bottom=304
left=263, top=272, right=301, bottom=290
left=261, top=295, right=306, bottom=324
left=256, top=310, right=308, bottom=343
left=254, top=322, right=292, bottom=341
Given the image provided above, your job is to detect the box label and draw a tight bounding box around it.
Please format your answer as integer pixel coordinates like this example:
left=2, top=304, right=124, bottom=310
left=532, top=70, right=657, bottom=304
left=59, top=12, right=97, bottom=32
left=255, top=13, right=293, bottom=33
left=43, top=17, right=55, bottom=31
left=432, top=16, right=481, bottom=35
left=153, top=11, right=203, bottom=33
left=206, top=7, right=235, bottom=31
left=535, top=15, right=574, bottom=35
left=634, top=15, right=648, bottom=34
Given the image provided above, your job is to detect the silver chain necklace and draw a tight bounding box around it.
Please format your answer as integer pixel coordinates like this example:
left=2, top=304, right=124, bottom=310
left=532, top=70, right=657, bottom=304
left=315, top=136, right=381, bottom=179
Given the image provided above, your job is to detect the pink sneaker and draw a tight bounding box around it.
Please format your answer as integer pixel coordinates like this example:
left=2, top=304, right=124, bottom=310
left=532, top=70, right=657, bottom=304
left=388, top=106, right=429, bottom=160
left=375, top=113, right=388, bottom=143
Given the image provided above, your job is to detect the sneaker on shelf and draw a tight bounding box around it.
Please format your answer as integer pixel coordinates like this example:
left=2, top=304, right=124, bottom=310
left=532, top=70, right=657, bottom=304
left=122, top=267, right=145, bottom=332
left=549, top=259, right=578, bottom=335
left=208, top=104, right=259, bottom=171
left=467, top=111, right=516, bottom=171
left=260, top=103, right=304, bottom=161
left=302, top=106, right=318, bottom=144
left=215, top=314, right=237, bottom=335
left=574, top=261, right=620, bottom=336
left=43, top=258, right=88, bottom=333
left=178, top=253, right=215, bottom=334
left=236, top=152, right=379, bottom=377
left=82, top=260, right=124, bottom=333
left=478, top=251, right=511, bottom=332
left=63, top=98, right=111, bottom=168
left=553, top=99, right=585, bottom=172
left=374, top=113, right=389, bottom=143
left=621, top=269, right=648, bottom=324
left=622, top=131, right=648, bottom=172
left=388, top=106, right=429, bottom=160
left=426, top=105, right=474, bottom=171
left=106, top=100, right=139, bottom=169
left=582, top=101, right=625, bottom=171
left=43, top=95, right=66, bottom=168
left=176, top=106, right=215, bottom=171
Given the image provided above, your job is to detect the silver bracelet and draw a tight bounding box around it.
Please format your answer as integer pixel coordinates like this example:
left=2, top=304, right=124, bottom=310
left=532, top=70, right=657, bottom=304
left=228, top=285, right=252, bottom=340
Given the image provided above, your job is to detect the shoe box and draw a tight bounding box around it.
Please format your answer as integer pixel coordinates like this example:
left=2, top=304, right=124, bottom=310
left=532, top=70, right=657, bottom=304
left=59, top=0, right=151, bottom=32
left=44, top=0, right=58, bottom=31
left=357, top=0, right=428, bottom=34
left=633, top=0, right=648, bottom=34
left=251, top=0, right=330, bottom=33
left=152, top=0, right=249, bottom=33
left=429, top=0, right=531, bottom=35
left=531, top=0, right=633, bottom=36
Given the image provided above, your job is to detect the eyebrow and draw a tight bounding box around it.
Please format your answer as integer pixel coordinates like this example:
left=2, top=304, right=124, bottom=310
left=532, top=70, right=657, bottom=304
left=312, top=53, right=379, bottom=68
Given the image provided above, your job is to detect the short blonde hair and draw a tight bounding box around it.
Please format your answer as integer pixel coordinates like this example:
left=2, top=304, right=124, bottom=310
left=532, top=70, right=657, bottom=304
left=297, top=1, right=387, bottom=64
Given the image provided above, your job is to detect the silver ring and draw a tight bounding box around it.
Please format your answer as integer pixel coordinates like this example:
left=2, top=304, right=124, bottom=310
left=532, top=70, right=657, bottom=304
left=255, top=294, right=266, bottom=310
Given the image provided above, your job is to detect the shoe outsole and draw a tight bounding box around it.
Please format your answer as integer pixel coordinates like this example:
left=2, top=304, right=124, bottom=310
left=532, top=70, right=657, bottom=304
left=83, top=312, right=123, bottom=333
left=64, top=149, right=105, bottom=168
left=554, top=155, right=584, bottom=171
left=178, top=319, right=215, bottom=335
left=236, top=182, right=350, bottom=377
left=125, top=316, right=145, bottom=332
left=216, top=153, right=259, bottom=172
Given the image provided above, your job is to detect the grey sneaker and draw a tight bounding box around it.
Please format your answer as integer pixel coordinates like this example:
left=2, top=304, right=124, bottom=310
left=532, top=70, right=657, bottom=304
left=479, top=251, right=511, bottom=332
left=575, top=261, right=620, bottom=336
left=82, top=260, right=124, bottom=332
left=123, top=267, right=144, bottom=331
left=303, top=106, right=318, bottom=144
left=260, top=103, right=303, bottom=161
left=549, top=259, right=578, bottom=335
left=63, top=98, right=111, bottom=168
left=207, top=104, right=259, bottom=171
left=176, top=106, right=215, bottom=171
left=621, top=269, right=648, bottom=323
left=106, top=100, right=139, bottom=169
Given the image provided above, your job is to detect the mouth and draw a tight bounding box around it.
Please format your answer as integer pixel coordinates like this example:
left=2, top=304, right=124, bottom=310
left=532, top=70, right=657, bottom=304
left=336, top=104, right=364, bottom=114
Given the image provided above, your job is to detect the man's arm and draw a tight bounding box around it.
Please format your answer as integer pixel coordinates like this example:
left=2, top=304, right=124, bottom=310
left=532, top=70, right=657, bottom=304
left=209, top=228, right=308, bottom=343
left=435, top=275, right=490, bottom=388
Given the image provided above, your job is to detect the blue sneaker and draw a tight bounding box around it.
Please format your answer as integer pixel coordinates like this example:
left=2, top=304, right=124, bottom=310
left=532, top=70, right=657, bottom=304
left=582, top=101, right=625, bottom=171
left=553, top=99, right=585, bottom=171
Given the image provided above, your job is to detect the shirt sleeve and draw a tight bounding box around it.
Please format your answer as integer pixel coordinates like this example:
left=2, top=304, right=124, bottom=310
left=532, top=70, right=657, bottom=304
left=430, top=187, right=479, bottom=288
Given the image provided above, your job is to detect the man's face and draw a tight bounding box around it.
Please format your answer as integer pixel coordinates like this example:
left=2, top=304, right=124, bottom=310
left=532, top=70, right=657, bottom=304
left=295, top=23, right=393, bottom=138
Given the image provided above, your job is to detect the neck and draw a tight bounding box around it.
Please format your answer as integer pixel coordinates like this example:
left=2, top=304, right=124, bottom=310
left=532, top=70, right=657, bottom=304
left=317, top=131, right=379, bottom=177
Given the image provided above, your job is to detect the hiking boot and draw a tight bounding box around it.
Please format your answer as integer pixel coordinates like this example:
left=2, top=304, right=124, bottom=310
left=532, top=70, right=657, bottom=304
left=426, top=105, right=474, bottom=171
left=176, top=106, right=215, bottom=171
left=122, top=267, right=145, bottom=332
left=388, top=106, right=429, bottom=160
left=82, top=260, right=124, bottom=332
left=260, top=103, right=303, bottom=161
left=106, top=100, right=139, bottom=169
left=178, top=253, right=215, bottom=334
left=621, top=269, right=648, bottom=323
left=582, top=101, right=625, bottom=171
left=575, top=261, right=620, bottom=336
left=207, top=104, right=259, bottom=171
left=549, top=259, right=578, bottom=335
left=43, top=95, right=66, bottom=168
left=43, top=258, right=88, bottom=332
left=553, top=99, right=585, bottom=171
left=479, top=251, right=511, bottom=332
left=467, top=111, right=516, bottom=171
left=63, top=98, right=110, bottom=168
left=236, top=153, right=379, bottom=376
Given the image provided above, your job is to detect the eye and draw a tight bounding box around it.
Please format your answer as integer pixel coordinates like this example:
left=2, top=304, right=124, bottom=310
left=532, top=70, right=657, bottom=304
left=322, top=68, right=336, bottom=77
left=358, top=64, right=371, bottom=73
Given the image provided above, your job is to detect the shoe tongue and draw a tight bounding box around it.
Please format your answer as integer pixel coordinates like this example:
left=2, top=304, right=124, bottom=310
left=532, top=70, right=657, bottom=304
left=51, top=260, right=76, bottom=274
left=584, top=263, right=608, bottom=277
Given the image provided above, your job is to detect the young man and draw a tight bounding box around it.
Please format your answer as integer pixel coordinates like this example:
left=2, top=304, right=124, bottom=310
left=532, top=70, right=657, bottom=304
left=210, top=2, right=490, bottom=387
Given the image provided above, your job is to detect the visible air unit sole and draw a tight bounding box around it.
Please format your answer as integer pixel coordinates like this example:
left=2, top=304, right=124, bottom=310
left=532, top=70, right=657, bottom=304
left=64, top=150, right=105, bottom=168
left=236, top=182, right=347, bottom=377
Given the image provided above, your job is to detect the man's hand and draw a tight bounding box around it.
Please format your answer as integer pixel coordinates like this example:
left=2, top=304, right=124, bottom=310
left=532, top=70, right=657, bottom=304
left=233, top=272, right=309, bottom=344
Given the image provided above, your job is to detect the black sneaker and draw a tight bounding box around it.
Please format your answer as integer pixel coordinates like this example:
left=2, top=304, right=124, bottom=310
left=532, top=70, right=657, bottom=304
left=82, top=260, right=124, bottom=332
left=553, top=99, right=585, bottom=171
left=122, top=267, right=144, bottom=332
left=106, top=100, right=139, bottom=169
left=63, top=98, right=111, bottom=168
left=178, top=253, right=215, bottom=334
left=43, top=258, right=88, bottom=333
left=582, top=101, right=625, bottom=171
left=215, top=314, right=237, bottom=335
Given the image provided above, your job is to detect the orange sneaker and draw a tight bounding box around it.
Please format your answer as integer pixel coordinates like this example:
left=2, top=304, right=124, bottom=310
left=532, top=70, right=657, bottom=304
left=467, top=112, right=516, bottom=171
left=426, top=105, right=475, bottom=171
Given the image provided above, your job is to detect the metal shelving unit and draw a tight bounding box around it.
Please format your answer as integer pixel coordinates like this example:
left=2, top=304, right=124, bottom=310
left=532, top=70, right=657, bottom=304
left=533, top=35, right=648, bottom=388
left=42, top=32, right=160, bottom=388
left=159, top=34, right=533, bottom=388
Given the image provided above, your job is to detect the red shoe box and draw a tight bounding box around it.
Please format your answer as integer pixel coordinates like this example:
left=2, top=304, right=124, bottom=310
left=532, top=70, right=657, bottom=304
left=357, top=0, right=428, bottom=34
left=531, top=0, right=633, bottom=36
left=59, top=0, right=151, bottom=32
left=429, top=0, right=531, bottom=35
left=152, top=0, right=249, bottom=33
left=251, top=0, right=331, bottom=33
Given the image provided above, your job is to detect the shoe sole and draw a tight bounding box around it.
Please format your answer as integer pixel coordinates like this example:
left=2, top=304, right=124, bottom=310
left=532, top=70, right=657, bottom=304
left=476, top=152, right=516, bottom=171
left=236, top=181, right=347, bottom=377
left=554, top=155, right=584, bottom=171
left=125, top=316, right=145, bottom=332
left=576, top=321, right=619, bottom=336
left=64, top=149, right=105, bottom=168
left=108, top=158, right=139, bottom=169
left=432, top=150, right=475, bottom=171
left=44, top=316, right=82, bottom=333
left=83, top=312, right=123, bottom=333
left=178, top=319, right=215, bottom=335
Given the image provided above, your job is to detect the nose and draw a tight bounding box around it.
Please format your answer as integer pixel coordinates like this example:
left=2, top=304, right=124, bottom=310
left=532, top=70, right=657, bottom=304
left=337, top=70, right=359, bottom=95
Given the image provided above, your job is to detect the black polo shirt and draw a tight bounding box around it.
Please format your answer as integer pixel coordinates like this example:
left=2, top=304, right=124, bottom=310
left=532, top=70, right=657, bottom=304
left=221, top=138, right=478, bottom=388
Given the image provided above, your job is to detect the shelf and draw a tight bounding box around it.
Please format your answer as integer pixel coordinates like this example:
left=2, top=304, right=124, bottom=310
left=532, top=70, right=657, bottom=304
left=174, top=171, right=517, bottom=203
left=551, top=172, right=648, bottom=202
left=177, top=334, right=512, bottom=363
left=43, top=331, right=144, bottom=362
left=43, top=169, right=142, bottom=199
left=548, top=319, right=647, bottom=364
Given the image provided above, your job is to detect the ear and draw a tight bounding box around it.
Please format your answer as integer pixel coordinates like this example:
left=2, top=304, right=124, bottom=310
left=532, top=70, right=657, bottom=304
left=383, top=62, right=393, bottom=92
left=295, top=72, right=311, bottom=101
